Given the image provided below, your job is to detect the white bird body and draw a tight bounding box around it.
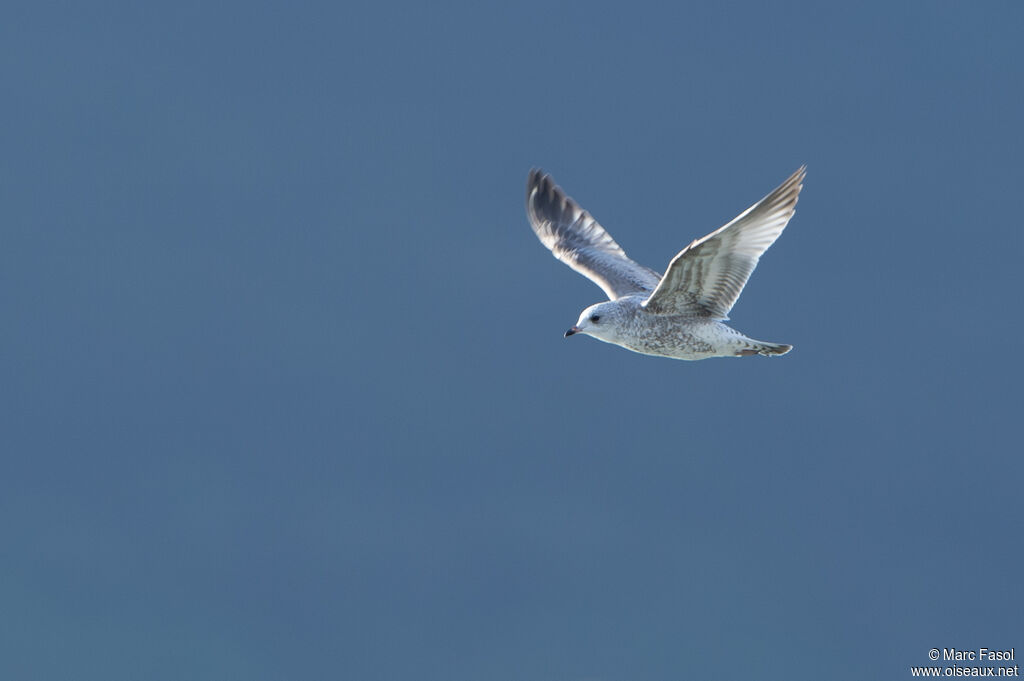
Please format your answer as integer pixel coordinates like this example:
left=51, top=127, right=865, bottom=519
left=570, top=295, right=788, bottom=360
left=526, top=167, right=805, bottom=361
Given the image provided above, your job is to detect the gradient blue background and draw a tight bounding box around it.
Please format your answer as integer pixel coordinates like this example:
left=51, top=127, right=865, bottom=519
left=3, top=3, right=1022, bottom=680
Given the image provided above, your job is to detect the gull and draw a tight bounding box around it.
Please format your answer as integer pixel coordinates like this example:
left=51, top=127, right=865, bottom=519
left=526, top=166, right=805, bottom=360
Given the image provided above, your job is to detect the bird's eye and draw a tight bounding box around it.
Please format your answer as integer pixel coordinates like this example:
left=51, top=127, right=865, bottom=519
left=590, top=315, right=601, bottom=323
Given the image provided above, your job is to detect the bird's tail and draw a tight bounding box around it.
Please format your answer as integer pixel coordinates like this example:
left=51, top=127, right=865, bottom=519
left=737, top=340, right=792, bottom=357
left=758, top=342, right=792, bottom=356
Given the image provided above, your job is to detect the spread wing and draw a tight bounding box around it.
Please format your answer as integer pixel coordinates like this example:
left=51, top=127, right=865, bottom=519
left=642, top=166, right=805, bottom=318
left=526, top=169, right=661, bottom=300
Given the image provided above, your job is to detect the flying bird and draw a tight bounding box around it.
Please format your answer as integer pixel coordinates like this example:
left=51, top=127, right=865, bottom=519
left=526, top=166, right=805, bottom=360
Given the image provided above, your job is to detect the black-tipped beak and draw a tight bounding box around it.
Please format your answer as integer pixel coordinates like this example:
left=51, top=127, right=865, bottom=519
left=564, top=326, right=580, bottom=337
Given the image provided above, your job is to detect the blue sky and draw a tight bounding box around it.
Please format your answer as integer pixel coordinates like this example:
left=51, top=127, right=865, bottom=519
left=2, top=3, right=1022, bottom=680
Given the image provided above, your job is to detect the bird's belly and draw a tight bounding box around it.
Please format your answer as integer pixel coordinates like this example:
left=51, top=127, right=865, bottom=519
left=622, top=318, right=737, bottom=360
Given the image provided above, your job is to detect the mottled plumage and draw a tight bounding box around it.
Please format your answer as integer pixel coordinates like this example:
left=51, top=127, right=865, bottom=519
left=526, top=166, right=805, bottom=360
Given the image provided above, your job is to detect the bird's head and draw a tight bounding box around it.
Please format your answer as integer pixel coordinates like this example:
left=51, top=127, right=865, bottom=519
left=565, top=301, right=624, bottom=343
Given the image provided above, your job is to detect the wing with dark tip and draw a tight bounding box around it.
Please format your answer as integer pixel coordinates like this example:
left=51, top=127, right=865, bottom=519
left=642, top=166, right=805, bottom=319
left=526, top=169, right=661, bottom=300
